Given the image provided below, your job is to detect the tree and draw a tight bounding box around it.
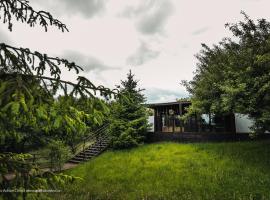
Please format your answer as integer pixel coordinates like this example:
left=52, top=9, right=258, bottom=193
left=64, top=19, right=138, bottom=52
left=47, top=96, right=110, bottom=153
left=183, top=12, right=270, bottom=134
left=110, top=70, right=149, bottom=149
left=0, top=1, right=116, bottom=199
left=0, top=0, right=117, bottom=152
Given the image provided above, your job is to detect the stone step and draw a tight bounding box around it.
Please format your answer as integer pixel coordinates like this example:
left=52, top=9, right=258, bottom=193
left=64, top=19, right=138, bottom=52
left=94, top=141, right=109, bottom=145
left=94, top=146, right=108, bottom=149
left=95, top=142, right=108, bottom=145
left=91, top=144, right=108, bottom=148
left=83, top=151, right=101, bottom=156
left=91, top=145, right=108, bottom=149
left=84, top=144, right=107, bottom=151
left=68, top=159, right=82, bottom=164
left=79, top=151, right=98, bottom=155
left=92, top=145, right=108, bottom=148
left=72, top=157, right=86, bottom=161
left=75, top=154, right=93, bottom=159
left=85, top=149, right=102, bottom=153
left=90, top=145, right=108, bottom=149
left=68, top=133, right=110, bottom=164
left=79, top=153, right=98, bottom=158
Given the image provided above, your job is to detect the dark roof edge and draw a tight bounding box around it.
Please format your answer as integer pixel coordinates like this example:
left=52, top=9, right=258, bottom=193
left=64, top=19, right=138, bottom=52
left=145, top=101, right=191, bottom=108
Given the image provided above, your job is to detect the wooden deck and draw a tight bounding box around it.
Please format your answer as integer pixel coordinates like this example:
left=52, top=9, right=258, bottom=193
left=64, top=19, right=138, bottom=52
left=146, top=132, right=270, bottom=143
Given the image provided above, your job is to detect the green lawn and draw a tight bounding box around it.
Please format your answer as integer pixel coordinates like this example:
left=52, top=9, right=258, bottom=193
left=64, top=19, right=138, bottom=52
left=55, top=140, right=270, bottom=200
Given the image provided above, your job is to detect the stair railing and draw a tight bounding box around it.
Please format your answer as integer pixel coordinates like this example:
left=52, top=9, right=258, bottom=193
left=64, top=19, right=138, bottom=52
left=95, top=124, right=110, bottom=151
left=80, top=123, right=110, bottom=160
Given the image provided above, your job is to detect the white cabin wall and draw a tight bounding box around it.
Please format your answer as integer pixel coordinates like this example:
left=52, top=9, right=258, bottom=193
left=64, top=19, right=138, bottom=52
left=148, top=116, right=154, bottom=132
left=235, top=114, right=253, bottom=133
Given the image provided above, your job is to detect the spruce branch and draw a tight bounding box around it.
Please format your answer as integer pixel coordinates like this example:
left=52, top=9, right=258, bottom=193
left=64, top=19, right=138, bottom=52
left=0, top=43, right=118, bottom=98
left=0, top=0, right=68, bottom=32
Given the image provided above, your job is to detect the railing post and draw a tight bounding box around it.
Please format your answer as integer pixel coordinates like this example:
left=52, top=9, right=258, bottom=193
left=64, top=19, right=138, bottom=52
left=83, top=139, right=86, bottom=161
left=99, top=131, right=101, bottom=151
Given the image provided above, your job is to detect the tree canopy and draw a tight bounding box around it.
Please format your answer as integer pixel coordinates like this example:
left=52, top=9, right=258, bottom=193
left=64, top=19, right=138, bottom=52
left=183, top=12, right=270, bottom=133
left=0, top=0, right=117, bottom=152
left=0, top=1, right=116, bottom=199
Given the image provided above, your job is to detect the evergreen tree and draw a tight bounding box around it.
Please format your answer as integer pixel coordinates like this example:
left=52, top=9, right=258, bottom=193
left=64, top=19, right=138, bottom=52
left=110, top=70, right=149, bottom=149
left=0, top=1, right=116, bottom=199
left=0, top=0, right=116, bottom=152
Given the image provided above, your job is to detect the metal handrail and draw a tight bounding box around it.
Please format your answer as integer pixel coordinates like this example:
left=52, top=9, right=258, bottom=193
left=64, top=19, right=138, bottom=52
left=28, top=123, right=110, bottom=165
left=82, top=123, right=109, bottom=141
left=80, top=123, right=110, bottom=155
left=80, top=123, right=110, bottom=161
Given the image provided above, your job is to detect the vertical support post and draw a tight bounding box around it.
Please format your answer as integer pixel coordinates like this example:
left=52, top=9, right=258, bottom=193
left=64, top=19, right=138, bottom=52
left=173, top=114, right=175, bottom=133
left=231, top=113, right=236, bottom=134
left=154, top=108, right=157, bottom=132
left=198, top=114, right=202, bottom=133
left=195, top=112, right=198, bottom=132
left=179, top=103, right=183, bottom=133
left=209, top=113, right=212, bottom=132
left=83, top=139, right=86, bottom=161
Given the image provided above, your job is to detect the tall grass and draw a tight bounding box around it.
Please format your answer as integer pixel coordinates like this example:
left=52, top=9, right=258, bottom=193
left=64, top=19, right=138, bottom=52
left=54, top=140, right=270, bottom=200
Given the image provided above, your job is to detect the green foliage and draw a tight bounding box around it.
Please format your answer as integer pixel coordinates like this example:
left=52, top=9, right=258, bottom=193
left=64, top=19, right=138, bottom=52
left=109, top=70, right=149, bottom=149
left=46, top=140, right=71, bottom=172
left=49, top=97, right=89, bottom=151
left=0, top=0, right=116, bottom=152
left=183, top=12, right=270, bottom=133
left=58, top=141, right=270, bottom=200
left=0, top=1, right=115, bottom=199
left=0, top=78, right=107, bottom=152
left=110, top=120, right=139, bottom=149
left=0, top=76, right=52, bottom=152
left=47, top=96, right=110, bottom=152
left=0, top=153, right=80, bottom=200
left=72, top=97, right=110, bottom=128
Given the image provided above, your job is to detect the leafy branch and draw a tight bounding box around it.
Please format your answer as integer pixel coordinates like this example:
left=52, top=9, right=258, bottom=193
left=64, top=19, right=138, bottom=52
left=0, top=0, right=68, bottom=31
left=0, top=43, right=118, bottom=98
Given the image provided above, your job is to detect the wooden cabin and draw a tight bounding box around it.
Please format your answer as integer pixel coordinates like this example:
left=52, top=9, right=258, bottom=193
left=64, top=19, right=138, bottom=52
left=147, top=101, right=236, bottom=133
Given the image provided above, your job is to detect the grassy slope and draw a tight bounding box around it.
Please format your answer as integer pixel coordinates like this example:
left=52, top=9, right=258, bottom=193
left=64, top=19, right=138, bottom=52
left=56, top=140, right=270, bottom=200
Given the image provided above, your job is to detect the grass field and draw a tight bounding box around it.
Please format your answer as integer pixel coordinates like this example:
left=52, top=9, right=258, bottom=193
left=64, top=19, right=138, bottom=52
left=55, top=140, right=270, bottom=200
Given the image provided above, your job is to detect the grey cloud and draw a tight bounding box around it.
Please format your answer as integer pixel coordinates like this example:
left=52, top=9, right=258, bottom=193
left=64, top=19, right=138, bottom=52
left=144, top=88, right=188, bottom=103
left=192, top=27, right=209, bottom=35
left=121, top=1, right=155, bottom=18
left=122, top=0, right=173, bottom=35
left=35, top=0, right=105, bottom=18
left=61, top=0, right=105, bottom=18
left=62, top=50, right=119, bottom=72
left=126, top=42, right=160, bottom=66
left=136, top=1, right=173, bottom=34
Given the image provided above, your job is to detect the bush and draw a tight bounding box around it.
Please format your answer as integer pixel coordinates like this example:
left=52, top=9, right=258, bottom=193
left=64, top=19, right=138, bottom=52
left=111, top=128, right=139, bottom=149
left=46, top=140, right=71, bottom=171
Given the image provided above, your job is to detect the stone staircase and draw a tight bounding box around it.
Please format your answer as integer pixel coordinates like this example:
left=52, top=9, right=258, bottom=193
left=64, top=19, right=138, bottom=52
left=68, top=124, right=110, bottom=164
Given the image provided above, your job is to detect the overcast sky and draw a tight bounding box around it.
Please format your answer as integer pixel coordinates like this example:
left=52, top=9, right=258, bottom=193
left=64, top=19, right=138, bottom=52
left=1, top=0, right=269, bottom=103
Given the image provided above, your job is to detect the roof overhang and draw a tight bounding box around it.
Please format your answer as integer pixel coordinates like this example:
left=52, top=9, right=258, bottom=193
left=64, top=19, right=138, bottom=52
left=146, top=101, right=191, bottom=108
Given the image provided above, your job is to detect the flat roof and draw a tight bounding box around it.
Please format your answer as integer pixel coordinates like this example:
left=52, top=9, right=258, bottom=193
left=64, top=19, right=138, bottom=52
left=146, top=101, right=191, bottom=108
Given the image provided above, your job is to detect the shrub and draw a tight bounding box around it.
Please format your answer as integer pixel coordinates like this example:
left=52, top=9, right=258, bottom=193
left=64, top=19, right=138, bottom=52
left=111, top=127, right=139, bottom=149
left=47, top=140, right=71, bottom=171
